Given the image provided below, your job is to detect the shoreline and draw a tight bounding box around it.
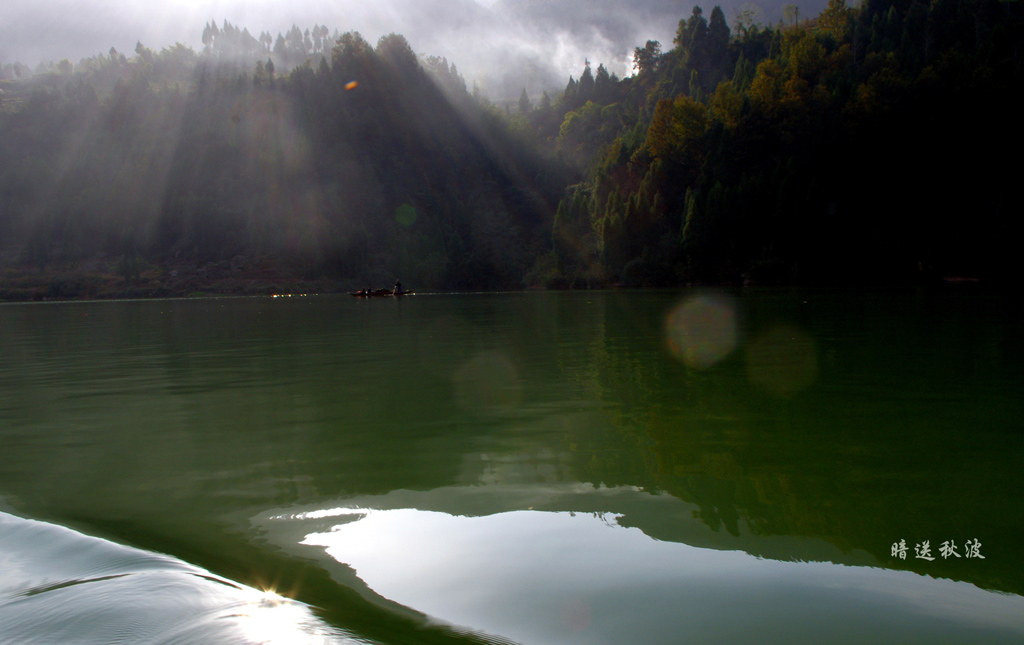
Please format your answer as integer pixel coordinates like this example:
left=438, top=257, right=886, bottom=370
left=1, top=264, right=992, bottom=303
left=0, top=259, right=347, bottom=303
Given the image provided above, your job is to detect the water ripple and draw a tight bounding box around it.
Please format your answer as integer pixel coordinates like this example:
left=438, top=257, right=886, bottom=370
left=0, top=511, right=362, bottom=645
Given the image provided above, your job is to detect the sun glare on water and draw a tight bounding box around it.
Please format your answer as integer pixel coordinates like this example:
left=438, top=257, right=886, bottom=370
left=235, top=587, right=354, bottom=645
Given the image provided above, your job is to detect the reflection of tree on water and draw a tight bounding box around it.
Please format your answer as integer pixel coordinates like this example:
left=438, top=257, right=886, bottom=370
left=2, top=289, right=1021, bottom=618
left=550, top=290, right=1024, bottom=596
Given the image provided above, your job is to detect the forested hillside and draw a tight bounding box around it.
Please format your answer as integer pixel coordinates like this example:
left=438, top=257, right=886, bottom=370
left=1, top=0, right=1021, bottom=299
left=0, top=27, right=568, bottom=298
left=530, top=0, right=1023, bottom=286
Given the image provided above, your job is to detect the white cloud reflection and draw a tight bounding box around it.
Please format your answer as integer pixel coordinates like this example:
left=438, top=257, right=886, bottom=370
left=257, top=486, right=1024, bottom=645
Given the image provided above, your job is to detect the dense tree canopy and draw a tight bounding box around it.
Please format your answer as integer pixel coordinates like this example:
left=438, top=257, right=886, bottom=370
left=525, top=0, right=1023, bottom=287
left=1, top=1, right=1021, bottom=299
left=0, top=27, right=567, bottom=296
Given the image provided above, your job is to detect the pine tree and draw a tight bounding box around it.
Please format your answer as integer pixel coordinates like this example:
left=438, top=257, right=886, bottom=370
left=518, top=88, right=532, bottom=115
left=594, top=63, right=611, bottom=102
left=633, top=40, right=662, bottom=75
left=578, top=60, right=595, bottom=102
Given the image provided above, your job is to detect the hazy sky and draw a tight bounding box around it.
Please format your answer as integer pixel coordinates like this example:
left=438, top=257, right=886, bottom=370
left=1, top=0, right=820, bottom=97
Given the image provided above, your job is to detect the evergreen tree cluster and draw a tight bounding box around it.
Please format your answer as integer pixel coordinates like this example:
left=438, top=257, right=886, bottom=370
left=526, top=0, right=1023, bottom=286
left=200, top=20, right=339, bottom=77
left=0, top=27, right=566, bottom=293
left=1, top=1, right=1021, bottom=298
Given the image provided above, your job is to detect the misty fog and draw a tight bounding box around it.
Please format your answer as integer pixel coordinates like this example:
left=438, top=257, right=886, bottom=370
left=2, top=0, right=827, bottom=98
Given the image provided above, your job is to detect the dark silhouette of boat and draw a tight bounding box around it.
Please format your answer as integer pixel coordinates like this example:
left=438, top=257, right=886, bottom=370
left=350, top=289, right=414, bottom=297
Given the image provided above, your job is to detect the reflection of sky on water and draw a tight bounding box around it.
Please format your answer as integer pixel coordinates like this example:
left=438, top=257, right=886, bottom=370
left=259, top=487, right=1024, bottom=645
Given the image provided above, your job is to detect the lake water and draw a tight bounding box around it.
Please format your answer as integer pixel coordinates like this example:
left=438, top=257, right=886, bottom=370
left=1, top=289, right=1022, bottom=644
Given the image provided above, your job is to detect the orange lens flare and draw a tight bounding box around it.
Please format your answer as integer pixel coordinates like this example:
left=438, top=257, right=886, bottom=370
left=664, top=294, right=738, bottom=369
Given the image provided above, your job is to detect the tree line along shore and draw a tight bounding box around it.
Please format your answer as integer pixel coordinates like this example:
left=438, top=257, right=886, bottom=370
left=2, top=0, right=1021, bottom=301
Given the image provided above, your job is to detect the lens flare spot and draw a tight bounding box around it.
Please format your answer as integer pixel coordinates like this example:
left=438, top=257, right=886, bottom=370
left=345, top=81, right=358, bottom=90
left=745, top=324, right=819, bottom=397
left=664, top=294, right=738, bottom=368
left=453, top=350, right=521, bottom=413
left=395, top=203, right=417, bottom=227
left=561, top=597, right=592, bottom=632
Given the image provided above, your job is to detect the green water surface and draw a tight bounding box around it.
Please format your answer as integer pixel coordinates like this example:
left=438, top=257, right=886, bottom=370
left=1, top=289, right=1021, bottom=644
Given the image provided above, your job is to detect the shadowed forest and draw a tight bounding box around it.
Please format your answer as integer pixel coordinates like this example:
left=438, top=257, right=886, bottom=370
left=1, top=0, right=1021, bottom=299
